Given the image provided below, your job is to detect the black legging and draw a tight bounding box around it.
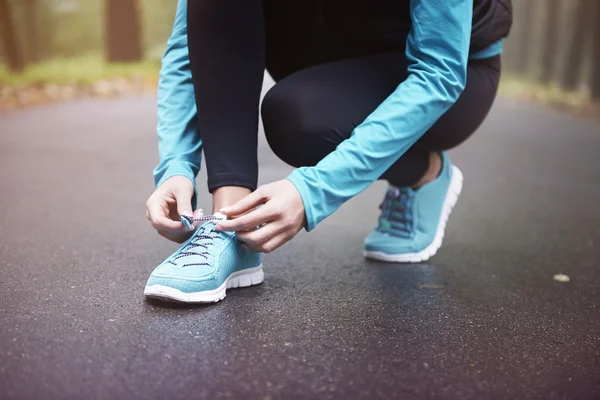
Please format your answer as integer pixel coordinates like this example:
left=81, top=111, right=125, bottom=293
left=186, top=0, right=501, bottom=191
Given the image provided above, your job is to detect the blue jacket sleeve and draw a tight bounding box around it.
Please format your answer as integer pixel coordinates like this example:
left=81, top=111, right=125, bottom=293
left=287, top=0, right=472, bottom=231
left=152, top=0, right=202, bottom=202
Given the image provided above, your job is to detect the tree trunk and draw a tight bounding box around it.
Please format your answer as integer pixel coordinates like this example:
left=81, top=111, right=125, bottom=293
left=0, top=0, right=25, bottom=72
left=105, top=0, right=143, bottom=63
left=558, top=0, right=589, bottom=91
left=591, top=2, right=600, bottom=101
left=514, top=0, right=535, bottom=75
left=23, top=0, right=39, bottom=63
left=539, top=0, right=560, bottom=83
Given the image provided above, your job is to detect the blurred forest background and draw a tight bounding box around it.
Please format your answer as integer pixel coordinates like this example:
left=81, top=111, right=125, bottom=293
left=0, top=0, right=599, bottom=113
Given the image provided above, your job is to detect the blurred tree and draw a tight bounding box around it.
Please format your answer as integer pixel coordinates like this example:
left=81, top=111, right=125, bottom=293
left=23, top=0, right=39, bottom=63
left=105, top=0, right=143, bottom=62
left=48, top=1, right=104, bottom=59
left=514, top=0, right=535, bottom=75
left=0, top=0, right=25, bottom=72
left=539, top=0, right=560, bottom=83
left=591, top=2, right=600, bottom=101
left=558, top=0, right=589, bottom=91
left=140, top=0, right=178, bottom=59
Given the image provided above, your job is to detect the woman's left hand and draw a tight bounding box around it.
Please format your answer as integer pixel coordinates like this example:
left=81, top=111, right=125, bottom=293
left=215, top=179, right=306, bottom=253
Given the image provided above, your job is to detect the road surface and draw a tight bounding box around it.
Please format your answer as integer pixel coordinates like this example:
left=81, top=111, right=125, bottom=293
left=1, top=89, right=599, bottom=399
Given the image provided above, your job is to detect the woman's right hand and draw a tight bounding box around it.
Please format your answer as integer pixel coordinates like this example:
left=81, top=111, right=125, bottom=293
left=146, top=176, right=202, bottom=243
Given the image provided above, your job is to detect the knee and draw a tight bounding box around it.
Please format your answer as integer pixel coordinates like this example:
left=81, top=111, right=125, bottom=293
left=261, top=83, right=329, bottom=168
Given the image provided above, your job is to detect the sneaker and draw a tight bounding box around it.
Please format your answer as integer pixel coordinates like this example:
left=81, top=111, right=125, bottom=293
left=364, top=153, right=463, bottom=263
left=144, top=213, right=263, bottom=303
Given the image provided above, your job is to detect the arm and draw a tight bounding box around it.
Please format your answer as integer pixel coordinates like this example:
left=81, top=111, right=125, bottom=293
left=152, top=0, right=202, bottom=206
left=287, top=0, right=472, bottom=231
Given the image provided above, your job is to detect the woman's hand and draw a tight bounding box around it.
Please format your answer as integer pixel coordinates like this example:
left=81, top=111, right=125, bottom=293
left=216, top=179, right=306, bottom=253
left=146, top=176, right=203, bottom=243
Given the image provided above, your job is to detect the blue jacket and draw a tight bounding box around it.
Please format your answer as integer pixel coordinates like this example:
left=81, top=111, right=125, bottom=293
left=154, top=0, right=504, bottom=231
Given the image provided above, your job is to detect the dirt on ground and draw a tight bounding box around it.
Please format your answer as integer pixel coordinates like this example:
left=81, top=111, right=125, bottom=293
left=0, top=76, right=156, bottom=111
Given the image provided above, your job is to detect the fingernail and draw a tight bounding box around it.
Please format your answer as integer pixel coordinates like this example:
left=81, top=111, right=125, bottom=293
left=241, top=244, right=249, bottom=250
left=214, top=224, right=223, bottom=231
left=219, top=207, right=229, bottom=213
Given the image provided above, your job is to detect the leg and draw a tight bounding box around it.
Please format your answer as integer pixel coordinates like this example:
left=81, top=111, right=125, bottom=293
left=186, top=0, right=265, bottom=212
left=147, top=0, right=267, bottom=302
left=262, top=53, right=501, bottom=262
left=262, top=54, right=501, bottom=185
left=263, top=53, right=409, bottom=169
left=384, top=56, right=502, bottom=187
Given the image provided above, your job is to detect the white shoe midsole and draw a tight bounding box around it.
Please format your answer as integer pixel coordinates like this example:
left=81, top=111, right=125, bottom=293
left=144, top=264, right=264, bottom=303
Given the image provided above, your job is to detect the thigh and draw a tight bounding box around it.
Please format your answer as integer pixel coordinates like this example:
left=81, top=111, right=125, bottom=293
left=261, top=53, right=409, bottom=167
left=262, top=53, right=501, bottom=169
left=416, top=56, right=502, bottom=150
left=262, top=0, right=408, bottom=81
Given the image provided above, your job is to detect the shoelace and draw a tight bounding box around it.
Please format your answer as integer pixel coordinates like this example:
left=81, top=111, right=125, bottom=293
left=180, top=214, right=225, bottom=230
left=169, top=215, right=226, bottom=267
left=378, top=187, right=415, bottom=237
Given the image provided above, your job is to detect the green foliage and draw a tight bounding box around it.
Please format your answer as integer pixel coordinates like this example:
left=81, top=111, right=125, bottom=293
left=0, top=53, right=159, bottom=87
left=2, top=0, right=175, bottom=63
left=1, top=0, right=599, bottom=109
left=499, top=75, right=599, bottom=119
left=140, top=0, right=177, bottom=57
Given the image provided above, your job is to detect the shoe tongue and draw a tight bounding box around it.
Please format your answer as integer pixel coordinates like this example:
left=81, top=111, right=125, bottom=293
left=171, top=214, right=231, bottom=266
left=388, top=185, right=401, bottom=197
left=388, top=185, right=415, bottom=198
left=378, top=186, right=414, bottom=238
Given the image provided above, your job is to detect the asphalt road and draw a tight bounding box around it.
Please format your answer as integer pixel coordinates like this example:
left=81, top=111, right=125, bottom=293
left=1, top=88, right=599, bottom=399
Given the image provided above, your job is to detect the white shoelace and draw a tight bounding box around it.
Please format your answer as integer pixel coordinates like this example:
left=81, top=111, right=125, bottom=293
left=180, top=213, right=226, bottom=230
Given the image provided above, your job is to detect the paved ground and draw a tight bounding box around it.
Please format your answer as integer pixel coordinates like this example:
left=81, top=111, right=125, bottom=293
left=1, top=87, right=599, bottom=400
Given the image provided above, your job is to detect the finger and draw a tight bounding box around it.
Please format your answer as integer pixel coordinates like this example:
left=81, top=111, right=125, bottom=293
left=219, top=188, right=268, bottom=217
left=147, top=198, right=182, bottom=231
left=262, top=232, right=293, bottom=253
left=236, top=222, right=284, bottom=247
left=216, top=205, right=276, bottom=232
left=242, top=232, right=291, bottom=254
left=173, top=185, right=194, bottom=218
left=191, top=208, right=205, bottom=229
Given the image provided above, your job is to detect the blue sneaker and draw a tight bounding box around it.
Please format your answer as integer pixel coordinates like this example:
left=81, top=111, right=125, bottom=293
left=364, top=153, right=463, bottom=263
left=144, top=214, right=263, bottom=303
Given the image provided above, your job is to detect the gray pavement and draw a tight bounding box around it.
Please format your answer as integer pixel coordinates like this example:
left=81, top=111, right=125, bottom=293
left=0, top=91, right=599, bottom=399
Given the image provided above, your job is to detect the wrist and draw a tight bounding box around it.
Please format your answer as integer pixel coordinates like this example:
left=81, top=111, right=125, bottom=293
left=286, top=171, right=316, bottom=232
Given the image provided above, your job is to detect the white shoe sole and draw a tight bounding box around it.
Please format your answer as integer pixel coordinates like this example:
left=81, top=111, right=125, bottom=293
left=144, top=265, right=264, bottom=303
left=364, top=166, right=463, bottom=263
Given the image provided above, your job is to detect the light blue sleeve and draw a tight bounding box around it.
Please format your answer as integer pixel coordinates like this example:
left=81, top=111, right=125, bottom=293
left=152, top=0, right=202, bottom=205
left=287, top=0, right=472, bottom=231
